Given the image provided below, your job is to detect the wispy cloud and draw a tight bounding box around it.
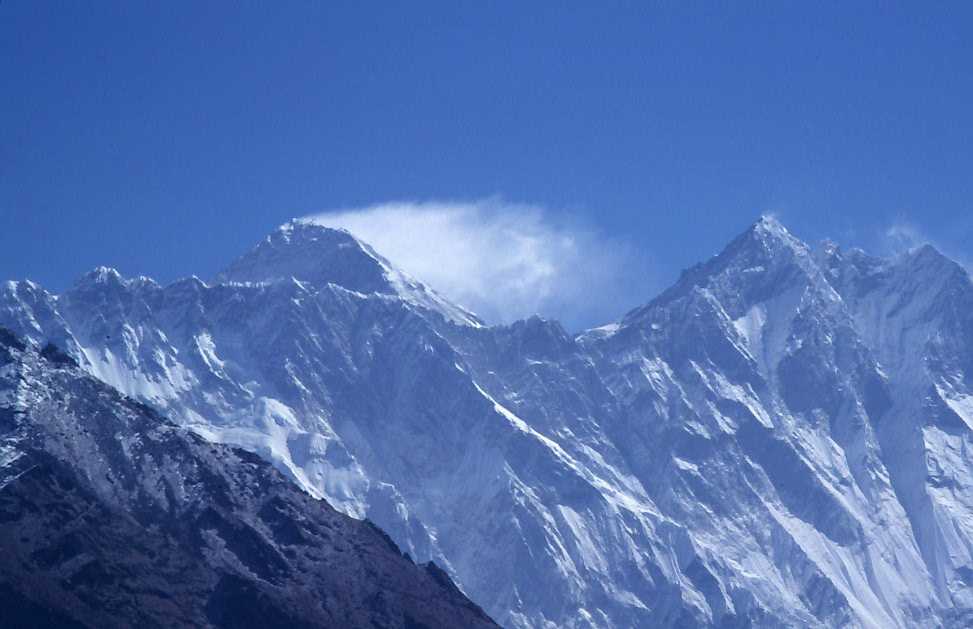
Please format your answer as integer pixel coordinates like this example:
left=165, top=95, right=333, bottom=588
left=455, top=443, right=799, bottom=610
left=882, top=218, right=972, bottom=272
left=884, top=220, right=929, bottom=254
left=305, top=199, right=655, bottom=330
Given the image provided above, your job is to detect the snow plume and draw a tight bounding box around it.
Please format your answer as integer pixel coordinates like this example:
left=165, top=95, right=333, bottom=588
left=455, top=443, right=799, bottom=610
left=884, top=218, right=973, bottom=272
left=305, top=199, right=655, bottom=330
left=884, top=220, right=930, bottom=253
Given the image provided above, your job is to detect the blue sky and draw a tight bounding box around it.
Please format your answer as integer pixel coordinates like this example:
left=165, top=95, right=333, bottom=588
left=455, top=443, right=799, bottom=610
left=2, top=3, right=972, bottom=328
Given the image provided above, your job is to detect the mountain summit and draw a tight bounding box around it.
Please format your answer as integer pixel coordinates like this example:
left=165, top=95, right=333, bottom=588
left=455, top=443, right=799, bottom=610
left=3, top=216, right=973, bottom=628
left=216, top=220, right=482, bottom=326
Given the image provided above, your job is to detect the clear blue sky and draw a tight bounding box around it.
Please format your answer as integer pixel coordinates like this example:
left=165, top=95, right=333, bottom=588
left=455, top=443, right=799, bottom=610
left=2, top=2, right=972, bottom=318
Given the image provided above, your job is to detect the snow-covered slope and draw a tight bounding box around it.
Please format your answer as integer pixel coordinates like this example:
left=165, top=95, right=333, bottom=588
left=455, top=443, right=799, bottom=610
left=2, top=216, right=972, bottom=627
left=0, top=328, right=497, bottom=628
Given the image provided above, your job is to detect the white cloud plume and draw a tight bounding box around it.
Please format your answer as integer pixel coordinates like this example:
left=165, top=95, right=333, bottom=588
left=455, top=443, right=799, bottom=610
left=884, top=220, right=929, bottom=254
left=882, top=218, right=973, bottom=272
left=306, top=199, right=655, bottom=330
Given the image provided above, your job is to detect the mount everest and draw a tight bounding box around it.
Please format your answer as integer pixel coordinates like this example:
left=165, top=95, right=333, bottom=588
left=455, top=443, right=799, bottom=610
left=2, top=216, right=972, bottom=628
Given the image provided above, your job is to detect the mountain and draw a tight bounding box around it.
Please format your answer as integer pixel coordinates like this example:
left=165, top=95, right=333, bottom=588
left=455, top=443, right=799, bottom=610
left=2, top=216, right=972, bottom=627
left=215, top=220, right=483, bottom=327
left=0, top=328, right=497, bottom=628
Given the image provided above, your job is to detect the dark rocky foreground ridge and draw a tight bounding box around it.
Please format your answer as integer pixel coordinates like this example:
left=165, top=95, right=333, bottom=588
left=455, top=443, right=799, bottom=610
left=0, top=328, right=497, bottom=629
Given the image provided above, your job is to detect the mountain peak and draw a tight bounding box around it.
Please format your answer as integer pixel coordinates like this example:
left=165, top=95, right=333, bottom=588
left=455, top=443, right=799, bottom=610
left=703, top=215, right=810, bottom=275
left=216, top=220, right=397, bottom=294
left=216, top=219, right=483, bottom=326
left=78, top=266, right=123, bottom=286
left=702, top=214, right=808, bottom=271
left=742, top=214, right=804, bottom=251
left=901, top=242, right=971, bottom=289
left=619, top=215, right=818, bottom=326
left=67, top=267, right=136, bottom=300
left=909, top=242, right=954, bottom=266
left=753, top=213, right=787, bottom=233
left=273, top=219, right=358, bottom=249
left=718, top=215, right=818, bottom=278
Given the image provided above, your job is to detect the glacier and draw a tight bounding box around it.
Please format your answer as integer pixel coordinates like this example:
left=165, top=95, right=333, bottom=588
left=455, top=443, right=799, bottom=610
left=2, top=215, right=972, bottom=627
left=0, top=326, right=497, bottom=628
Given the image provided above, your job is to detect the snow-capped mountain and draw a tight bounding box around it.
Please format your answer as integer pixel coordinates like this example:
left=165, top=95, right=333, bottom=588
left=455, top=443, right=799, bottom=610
left=0, top=327, right=497, bottom=628
left=2, top=216, right=972, bottom=627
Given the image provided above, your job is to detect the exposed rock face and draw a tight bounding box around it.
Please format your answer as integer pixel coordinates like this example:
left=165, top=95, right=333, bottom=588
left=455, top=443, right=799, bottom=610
left=0, top=330, right=496, bottom=629
left=3, top=216, right=973, bottom=627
